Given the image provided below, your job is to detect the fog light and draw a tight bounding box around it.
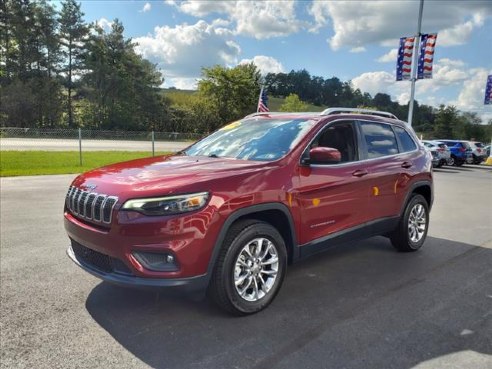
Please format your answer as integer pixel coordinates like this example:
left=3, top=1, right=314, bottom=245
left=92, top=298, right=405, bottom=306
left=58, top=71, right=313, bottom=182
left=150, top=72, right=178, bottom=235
left=132, top=251, right=179, bottom=272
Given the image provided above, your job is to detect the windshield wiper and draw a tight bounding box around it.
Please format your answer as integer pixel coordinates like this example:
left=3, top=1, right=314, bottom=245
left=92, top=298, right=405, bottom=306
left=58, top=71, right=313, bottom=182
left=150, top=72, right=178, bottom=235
left=208, top=153, right=220, bottom=158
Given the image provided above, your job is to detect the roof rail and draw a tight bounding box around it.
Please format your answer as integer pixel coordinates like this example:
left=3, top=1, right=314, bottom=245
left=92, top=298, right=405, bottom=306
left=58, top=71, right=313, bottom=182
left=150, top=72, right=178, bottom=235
left=244, top=111, right=317, bottom=119
left=320, top=107, right=397, bottom=120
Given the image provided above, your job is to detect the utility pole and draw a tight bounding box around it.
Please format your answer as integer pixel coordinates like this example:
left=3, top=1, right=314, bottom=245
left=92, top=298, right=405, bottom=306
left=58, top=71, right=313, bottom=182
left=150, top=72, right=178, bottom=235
left=407, top=0, right=424, bottom=126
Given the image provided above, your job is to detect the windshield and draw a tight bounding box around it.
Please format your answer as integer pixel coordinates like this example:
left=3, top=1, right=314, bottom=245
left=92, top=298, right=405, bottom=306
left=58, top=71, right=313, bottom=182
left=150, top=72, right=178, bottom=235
left=184, top=118, right=317, bottom=161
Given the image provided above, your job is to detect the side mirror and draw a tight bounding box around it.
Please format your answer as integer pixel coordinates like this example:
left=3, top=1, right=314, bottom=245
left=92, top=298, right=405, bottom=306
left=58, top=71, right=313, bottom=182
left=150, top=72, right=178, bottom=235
left=307, top=147, right=341, bottom=164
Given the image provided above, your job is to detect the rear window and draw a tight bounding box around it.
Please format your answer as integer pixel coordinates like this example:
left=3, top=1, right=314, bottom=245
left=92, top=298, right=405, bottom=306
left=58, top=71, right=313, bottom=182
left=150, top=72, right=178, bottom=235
left=474, top=142, right=483, bottom=148
left=360, top=122, right=399, bottom=159
left=461, top=142, right=471, bottom=149
left=437, top=143, right=447, bottom=149
left=394, top=126, right=417, bottom=152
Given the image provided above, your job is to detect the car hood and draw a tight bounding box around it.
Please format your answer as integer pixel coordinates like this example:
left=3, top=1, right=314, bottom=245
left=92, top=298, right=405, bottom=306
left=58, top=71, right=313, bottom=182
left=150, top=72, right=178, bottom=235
left=71, top=155, right=272, bottom=198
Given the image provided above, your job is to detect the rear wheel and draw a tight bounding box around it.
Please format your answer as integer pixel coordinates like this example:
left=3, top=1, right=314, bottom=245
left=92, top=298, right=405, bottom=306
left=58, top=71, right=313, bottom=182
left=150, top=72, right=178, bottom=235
left=447, top=156, right=455, bottom=166
left=390, top=194, right=429, bottom=252
left=208, top=220, right=287, bottom=315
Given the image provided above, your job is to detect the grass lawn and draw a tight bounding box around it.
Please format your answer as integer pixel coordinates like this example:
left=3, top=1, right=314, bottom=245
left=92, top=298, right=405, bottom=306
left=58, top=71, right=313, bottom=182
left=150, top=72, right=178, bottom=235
left=0, top=151, right=169, bottom=177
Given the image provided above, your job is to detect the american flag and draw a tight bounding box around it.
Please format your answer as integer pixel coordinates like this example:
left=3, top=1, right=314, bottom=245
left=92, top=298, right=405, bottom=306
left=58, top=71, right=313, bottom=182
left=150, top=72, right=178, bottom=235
left=257, top=87, right=269, bottom=112
left=485, top=75, right=492, bottom=105
left=396, top=36, right=414, bottom=81
left=417, top=33, right=437, bottom=79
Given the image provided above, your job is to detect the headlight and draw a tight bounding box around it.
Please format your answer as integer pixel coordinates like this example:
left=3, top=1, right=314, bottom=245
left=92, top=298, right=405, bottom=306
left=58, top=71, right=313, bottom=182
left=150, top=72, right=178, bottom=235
left=122, top=192, right=209, bottom=216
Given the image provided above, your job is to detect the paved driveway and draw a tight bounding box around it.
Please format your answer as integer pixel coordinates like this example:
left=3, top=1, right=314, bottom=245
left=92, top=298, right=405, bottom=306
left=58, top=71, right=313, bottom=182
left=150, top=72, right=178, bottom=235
left=1, top=166, right=491, bottom=369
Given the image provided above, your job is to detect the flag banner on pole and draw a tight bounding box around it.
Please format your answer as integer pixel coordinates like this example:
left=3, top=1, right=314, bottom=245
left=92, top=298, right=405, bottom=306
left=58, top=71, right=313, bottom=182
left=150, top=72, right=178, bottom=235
left=257, top=87, right=269, bottom=112
left=417, top=33, right=437, bottom=79
left=396, top=36, right=414, bottom=81
left=485, top=75, right=492, bottom=105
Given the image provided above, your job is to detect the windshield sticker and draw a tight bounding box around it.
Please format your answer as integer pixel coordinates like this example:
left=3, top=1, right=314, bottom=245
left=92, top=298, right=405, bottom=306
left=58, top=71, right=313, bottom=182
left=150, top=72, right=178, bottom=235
left=221, top=121, right=241, bottom=131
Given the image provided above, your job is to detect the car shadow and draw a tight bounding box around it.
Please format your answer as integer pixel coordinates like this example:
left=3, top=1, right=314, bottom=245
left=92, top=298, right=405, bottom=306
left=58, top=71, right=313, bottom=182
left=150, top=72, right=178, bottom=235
left=85, top=236, right=492, bottom=369
left=448, top=166, right=475, bottom=172
left=433, top=168, right=459, bottom=174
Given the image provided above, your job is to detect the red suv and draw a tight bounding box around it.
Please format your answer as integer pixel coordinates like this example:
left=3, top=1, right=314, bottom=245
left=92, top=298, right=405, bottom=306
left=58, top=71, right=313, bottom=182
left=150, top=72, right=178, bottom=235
left=65, top=108, right=433, bottom=315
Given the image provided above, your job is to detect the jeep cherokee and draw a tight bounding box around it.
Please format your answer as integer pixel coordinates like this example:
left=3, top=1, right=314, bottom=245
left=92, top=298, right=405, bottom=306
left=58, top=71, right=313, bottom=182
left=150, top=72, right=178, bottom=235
left=65, top=108, right=433, bottom=315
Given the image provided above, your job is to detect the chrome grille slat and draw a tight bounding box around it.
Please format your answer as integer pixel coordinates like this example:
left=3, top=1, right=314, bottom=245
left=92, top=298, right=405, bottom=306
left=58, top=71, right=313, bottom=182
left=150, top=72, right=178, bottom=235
left=65, top=187, right=118, bottom=225
left=85, top=193, right=97, bottom=220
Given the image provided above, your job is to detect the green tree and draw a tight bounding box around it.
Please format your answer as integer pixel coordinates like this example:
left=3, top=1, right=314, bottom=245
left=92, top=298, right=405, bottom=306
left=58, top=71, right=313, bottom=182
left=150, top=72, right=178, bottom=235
left=433, top=105, right=458, bottom=138
left=59, top=0, right=88, bottom=127
left=198, top=63, right=261, bottom=127
left=0, top=0, right=63, bottom=127
left=279, top=93, right=308, bottom=112
left=82, top=20, right=164, bottom=130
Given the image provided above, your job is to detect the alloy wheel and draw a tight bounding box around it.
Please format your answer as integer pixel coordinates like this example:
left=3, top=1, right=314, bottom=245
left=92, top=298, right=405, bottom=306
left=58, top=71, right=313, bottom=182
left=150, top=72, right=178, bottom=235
left=233, top=238, right=279, bottom=302
left=408, top=204, right=427, bottom=243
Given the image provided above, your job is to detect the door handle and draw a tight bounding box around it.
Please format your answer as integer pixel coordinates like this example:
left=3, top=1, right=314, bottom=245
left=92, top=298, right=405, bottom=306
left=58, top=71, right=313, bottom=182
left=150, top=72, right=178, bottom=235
left=401, top=161, right=413, bottom=169
left=352, top=169, right=368, bottom=177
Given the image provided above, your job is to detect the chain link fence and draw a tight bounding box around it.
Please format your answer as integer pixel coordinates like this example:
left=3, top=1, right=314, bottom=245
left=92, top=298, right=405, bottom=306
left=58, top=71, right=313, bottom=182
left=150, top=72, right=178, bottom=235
left=0, top=127, right=202, bottom=164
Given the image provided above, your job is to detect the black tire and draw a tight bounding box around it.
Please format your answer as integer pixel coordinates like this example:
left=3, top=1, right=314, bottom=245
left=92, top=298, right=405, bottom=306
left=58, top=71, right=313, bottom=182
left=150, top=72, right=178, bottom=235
left=390, top=194, right=429, bottom=252
left=455, top=160, right=464, bottom=167
left=208, top=219, right=287, bottom=315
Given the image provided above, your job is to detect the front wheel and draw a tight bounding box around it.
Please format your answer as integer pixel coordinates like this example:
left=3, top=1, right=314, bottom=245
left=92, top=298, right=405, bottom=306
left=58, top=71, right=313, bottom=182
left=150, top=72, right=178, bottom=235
left=390, top=194, right=429, bottom=252
left=208, top=220, right=287, bottom=315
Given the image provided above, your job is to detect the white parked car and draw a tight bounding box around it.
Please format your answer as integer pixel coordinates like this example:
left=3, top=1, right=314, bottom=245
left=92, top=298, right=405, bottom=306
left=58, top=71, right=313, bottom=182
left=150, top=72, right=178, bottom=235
left=467, top=141, right=486, bottom=164
left=421, top=140, right=451, bottom=167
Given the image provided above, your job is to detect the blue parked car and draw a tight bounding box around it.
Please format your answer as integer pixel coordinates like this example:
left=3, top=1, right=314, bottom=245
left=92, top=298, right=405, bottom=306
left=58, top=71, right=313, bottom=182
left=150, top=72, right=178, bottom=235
left=437, top=140, right=472, bottom=166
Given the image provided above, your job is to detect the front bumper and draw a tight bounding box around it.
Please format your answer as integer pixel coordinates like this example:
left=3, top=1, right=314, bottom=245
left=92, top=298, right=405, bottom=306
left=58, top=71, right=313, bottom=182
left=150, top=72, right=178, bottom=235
left=67, top=244, right=208, bottom=292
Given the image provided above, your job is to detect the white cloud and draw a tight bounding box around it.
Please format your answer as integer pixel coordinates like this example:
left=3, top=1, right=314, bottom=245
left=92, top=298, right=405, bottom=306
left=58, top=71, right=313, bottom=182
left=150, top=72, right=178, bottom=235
left=239, top=55, right=284, bottom=75
left=377, top=49, right=398, bottom=63
left=452, top=68, right=489, bottom=110
left=307, top=1, right=492, bottom=50
left=165, top=1, right=301, bottom=39
left=96, top=17, right=113, bottom=31
left=307, top=1, right=332, bottom=33
left=351, top=71, right=397, bottom=97
left=134, top=20, right=241, bottom=81
left=169, top=0, right=231, bottom=17
left=166, top=77, right=198, bottom=90
left=350, top=47, right=366, bottom=53
left=438, top=16, right=483, bottom=46
left=140, top=2, right=151, bottom=13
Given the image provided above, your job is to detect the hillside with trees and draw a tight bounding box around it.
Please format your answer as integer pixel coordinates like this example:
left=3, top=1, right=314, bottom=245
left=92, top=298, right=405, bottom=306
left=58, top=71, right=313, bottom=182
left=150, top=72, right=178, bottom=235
left=1, top=0, right=490, bottom=141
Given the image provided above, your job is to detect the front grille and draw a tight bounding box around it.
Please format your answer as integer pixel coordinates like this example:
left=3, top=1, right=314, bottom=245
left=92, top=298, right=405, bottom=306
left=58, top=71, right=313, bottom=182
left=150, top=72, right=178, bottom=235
left=66, top=186, right=118, bottom=224
left=71, top=241, right=133, bottom=275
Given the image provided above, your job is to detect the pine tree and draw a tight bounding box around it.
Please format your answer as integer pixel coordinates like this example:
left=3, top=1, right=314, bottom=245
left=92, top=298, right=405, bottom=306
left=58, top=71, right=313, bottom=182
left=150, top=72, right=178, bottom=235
left=59, top=0, right=88, bottom=127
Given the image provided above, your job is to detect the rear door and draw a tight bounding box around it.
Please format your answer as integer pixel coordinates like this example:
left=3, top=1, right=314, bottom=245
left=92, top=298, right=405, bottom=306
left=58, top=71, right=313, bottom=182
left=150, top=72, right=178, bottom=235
left=357, top=121, right=418, bottom=220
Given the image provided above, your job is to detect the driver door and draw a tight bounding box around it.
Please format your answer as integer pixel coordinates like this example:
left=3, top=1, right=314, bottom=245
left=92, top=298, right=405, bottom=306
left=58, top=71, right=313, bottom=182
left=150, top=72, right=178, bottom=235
left=296, top=120, right=372, bottom=245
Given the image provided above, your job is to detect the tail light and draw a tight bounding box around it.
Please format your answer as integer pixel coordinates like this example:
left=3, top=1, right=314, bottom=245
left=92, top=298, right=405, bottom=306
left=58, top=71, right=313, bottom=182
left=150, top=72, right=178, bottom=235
left=459, top=147, right=466, bottom=152
left=437, top=148, right=444, bottom=152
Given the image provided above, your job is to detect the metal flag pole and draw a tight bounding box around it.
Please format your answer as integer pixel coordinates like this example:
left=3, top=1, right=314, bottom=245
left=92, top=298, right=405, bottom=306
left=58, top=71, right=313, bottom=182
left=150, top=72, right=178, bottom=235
left=407, top=0, right=424, bottom=126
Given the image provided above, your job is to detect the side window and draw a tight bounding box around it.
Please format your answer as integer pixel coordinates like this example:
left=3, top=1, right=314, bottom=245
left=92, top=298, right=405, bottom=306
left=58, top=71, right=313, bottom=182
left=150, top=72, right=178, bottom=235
left=359, top=122, right=399, bottom=159
left=309, top=121, right=358, bottom=164
left=394, top=126, right=417, bottom=152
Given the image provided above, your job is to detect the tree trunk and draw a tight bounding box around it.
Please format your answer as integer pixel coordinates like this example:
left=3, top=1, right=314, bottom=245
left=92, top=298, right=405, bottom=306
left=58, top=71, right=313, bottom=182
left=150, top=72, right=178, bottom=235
left=68, top=36, right=73, bottom=127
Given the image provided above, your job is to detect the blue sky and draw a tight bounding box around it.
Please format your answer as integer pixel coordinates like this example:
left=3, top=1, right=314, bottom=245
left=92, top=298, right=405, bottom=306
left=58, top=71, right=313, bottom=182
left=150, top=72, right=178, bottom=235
left=77, top=0, right=492, bottom=121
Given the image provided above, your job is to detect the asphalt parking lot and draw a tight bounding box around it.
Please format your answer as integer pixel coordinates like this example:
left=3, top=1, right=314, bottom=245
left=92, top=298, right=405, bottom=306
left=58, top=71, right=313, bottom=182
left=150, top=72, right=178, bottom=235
left=1, top=165, right=491, bottom=369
